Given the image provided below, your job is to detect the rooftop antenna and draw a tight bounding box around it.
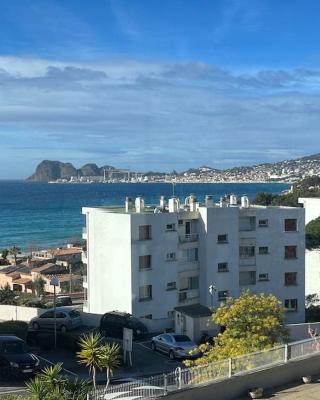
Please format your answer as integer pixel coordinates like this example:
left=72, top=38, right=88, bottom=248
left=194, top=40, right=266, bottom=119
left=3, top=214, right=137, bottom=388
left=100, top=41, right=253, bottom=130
left=172, top=182, right=176, bottom=197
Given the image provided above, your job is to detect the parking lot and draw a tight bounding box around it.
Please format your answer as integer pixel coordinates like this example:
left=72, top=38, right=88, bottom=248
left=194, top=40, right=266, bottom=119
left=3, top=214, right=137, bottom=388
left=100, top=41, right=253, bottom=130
left=0, top=338, right=183, bottom=396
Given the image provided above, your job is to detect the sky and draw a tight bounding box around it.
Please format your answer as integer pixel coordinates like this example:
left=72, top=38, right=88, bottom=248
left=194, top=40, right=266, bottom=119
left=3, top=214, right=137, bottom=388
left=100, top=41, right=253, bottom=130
left=1, top=0, right=320, bottom=178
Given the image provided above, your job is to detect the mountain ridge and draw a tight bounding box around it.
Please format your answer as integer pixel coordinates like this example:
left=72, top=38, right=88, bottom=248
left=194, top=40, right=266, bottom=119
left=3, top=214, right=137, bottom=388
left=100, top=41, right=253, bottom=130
left=26, top=153, right=320, bottom=182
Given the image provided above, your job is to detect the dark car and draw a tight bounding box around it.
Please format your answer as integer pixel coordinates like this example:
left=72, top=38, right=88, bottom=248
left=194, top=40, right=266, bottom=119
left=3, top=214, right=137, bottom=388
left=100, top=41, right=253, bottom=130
left=100, top=312, right=148, bottom=340
left=0, top=335, right=40, bottom=380
left=45, top=295, right=73, bottom=308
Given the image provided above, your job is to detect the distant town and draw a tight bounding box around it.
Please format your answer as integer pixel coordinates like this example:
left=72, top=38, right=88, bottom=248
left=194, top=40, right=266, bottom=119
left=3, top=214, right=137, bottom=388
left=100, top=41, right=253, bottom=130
left=27, top=153, right=320, bottom=184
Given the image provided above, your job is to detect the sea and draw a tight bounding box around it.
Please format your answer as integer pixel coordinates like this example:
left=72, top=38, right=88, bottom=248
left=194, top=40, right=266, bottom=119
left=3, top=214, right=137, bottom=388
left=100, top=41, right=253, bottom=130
left=0, top=181, right=289, bottom=250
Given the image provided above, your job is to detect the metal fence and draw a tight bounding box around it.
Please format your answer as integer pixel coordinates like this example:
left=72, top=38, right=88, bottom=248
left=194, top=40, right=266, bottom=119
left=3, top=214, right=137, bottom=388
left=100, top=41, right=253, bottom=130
left=88, top=337, right=320, bottom=400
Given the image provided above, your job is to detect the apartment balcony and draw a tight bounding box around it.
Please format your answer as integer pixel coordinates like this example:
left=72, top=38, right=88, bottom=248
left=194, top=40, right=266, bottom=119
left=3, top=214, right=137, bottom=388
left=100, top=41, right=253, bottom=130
left=83, top=275, right=88, bottom=288
left=82, top=251, right=88, bottom=264
left=82, top=227, right=87, bottom=240
left=178, top=260, right=200, bottom=273
left=178, top=289, right=200, bottom=304
left=239, top=257, right=256, bottom=267
left=179, top=233, right=199, bottom=244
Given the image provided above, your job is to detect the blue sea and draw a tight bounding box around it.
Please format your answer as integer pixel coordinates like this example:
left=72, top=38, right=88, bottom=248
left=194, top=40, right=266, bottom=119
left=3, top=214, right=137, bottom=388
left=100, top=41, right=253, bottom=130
left=0, top=181, right=289, bottom=249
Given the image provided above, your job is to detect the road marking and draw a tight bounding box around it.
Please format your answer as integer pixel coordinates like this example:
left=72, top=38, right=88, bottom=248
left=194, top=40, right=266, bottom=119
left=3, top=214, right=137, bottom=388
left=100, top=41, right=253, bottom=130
left=0, top=388, right=25, bottom=394
left=37, top=355, right=78, bottom=377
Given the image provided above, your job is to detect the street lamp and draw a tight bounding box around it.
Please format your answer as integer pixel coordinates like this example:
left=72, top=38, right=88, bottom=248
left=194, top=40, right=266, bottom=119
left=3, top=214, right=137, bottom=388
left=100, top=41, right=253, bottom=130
left=208, top=284, right=217, bottom=309
left=50, top=275, right=59, bottom=349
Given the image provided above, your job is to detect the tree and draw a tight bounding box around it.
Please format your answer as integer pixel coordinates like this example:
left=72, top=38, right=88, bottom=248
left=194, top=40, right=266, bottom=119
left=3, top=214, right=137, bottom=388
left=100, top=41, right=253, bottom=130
left=77, top=332, right=104, bottom=389
left=0, top=284, right=16, bottom=305
left=32, top=277, right=45, bottom=297
left=1, top=248, right=8, bottom=260
left=100, top=342, right=121, bottom=388
left=306, top=217, right=320, bottom=250
left=189, top=291, right=288, bottom=366
left=27, top=240, right=39, bottom=258
left=8, top=245, right=21, bottom=265
left=25, top=362, right=90, bottom=400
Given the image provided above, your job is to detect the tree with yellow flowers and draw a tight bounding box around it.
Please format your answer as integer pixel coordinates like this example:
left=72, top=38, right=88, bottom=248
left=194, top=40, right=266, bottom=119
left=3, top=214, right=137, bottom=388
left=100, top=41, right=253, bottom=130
left=190, top=290, right=289, bottom=366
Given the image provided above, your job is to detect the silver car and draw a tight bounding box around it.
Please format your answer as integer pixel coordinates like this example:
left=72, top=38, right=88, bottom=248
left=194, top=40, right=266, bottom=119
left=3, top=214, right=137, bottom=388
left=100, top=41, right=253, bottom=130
left=151, top=333, right=199, bottom=360
left=30, top=307, right=81, bottom=333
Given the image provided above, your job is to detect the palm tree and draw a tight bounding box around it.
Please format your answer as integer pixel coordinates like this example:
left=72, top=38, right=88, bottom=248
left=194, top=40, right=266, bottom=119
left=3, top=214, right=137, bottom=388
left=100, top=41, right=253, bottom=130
left=100, top=342, right=121, bottom=388
left=77, top=332, right=103, bottom=389
left=9, top=245, right=21, bottom=265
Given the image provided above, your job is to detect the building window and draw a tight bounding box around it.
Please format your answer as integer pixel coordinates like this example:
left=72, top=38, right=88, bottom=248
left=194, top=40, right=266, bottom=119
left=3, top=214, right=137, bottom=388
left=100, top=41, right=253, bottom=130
left=239, top=271, right=256, bottom=285
left=284, top=219, right=297, bottom=232
left=178, top=220, right=183, bottom=225
left=284, top=299, right=298, bottom=311
left=139, top=225, right=152, bottom=240
left=258, top=246, right=269, bottom=255
left=258, top=273, right=269, bottom=281
left=140, top=314, right=152, bottom=319
left=166, top=252, right=176, bottom=261
left=217, top=234, right=228, bottom=243
left=166, top=282, right=176, bottom=291
left=218, top=262, right=229, bottom=272
left=284, top=246, right=297, bottom=259
left=239, top=246, right=255, bottom=258
left=258, top=219, right=268, bottom=227
left=179, top=292, right=187, bottom=302
left=139, top=285, right=152, bottom=301
left=139, top=255, right=151, bottom=270
left=179, top=276, right=199, bottom=291
left=166, top=223, right=176, bottom=231
left=285, top=272, right=297, bottom=286
left=218, top=290, right=229, bottom=301
left=182, top=248, right=198, bottom=262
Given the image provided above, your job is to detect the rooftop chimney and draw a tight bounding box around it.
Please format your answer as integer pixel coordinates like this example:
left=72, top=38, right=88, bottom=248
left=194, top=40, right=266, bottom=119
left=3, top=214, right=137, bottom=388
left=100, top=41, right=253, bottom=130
left=125, top=197, right=133, bottom=213
left=160, top=195, right=166, bottom=210
left=189, top=194, right=197, bottom=212
left=135, top=196, right=145, bottom=213
left=241, top=195, right=250, bottom=208
left=169, top=197, right=179, bottom=213
left=205, top=195, right=214, bottom=208
left=229, top=194, right=237, bottom=206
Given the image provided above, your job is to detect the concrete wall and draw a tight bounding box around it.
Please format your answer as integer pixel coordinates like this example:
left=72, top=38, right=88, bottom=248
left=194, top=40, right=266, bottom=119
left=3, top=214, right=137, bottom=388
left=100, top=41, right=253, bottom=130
left=166, top=353, right=320, bottom=400
left=0, top=305, right=45, bottom=322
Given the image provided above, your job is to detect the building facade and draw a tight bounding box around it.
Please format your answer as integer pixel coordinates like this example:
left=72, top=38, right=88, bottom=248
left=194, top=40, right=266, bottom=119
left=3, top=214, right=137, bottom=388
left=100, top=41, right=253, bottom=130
left=82, top=195, right=305, bottom=330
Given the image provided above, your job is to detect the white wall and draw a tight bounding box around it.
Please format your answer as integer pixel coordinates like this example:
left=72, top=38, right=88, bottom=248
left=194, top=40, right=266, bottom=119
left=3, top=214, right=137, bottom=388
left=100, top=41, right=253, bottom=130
left=299, top=197, right=320, bottom=224
left=305, top=249, right=320, bottom=296
left=84, top=209, right=132, bottom=315
left=0, top=305, right=45, bottom=322
left=288, top=322, right=320, bottom=341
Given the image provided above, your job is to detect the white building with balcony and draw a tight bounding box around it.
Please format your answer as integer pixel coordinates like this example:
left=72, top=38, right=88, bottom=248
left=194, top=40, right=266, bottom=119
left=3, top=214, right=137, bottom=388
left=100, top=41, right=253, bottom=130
left=82, top=194, right=305, bottom=331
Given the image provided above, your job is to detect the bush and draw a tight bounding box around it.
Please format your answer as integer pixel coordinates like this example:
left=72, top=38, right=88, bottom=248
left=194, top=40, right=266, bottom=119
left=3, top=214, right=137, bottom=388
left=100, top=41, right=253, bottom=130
left=0, top=320, right=28, bottom=341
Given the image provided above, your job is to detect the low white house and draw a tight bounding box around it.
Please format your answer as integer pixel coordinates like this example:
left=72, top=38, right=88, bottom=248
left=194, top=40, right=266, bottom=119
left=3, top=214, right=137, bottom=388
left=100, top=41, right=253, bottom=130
left=82, top=194, right=305, bottom=331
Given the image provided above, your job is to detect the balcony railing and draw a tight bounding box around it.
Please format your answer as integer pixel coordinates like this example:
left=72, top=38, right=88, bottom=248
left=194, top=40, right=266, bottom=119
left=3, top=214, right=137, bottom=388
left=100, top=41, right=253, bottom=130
left=179, top=233, right=199, bottom=243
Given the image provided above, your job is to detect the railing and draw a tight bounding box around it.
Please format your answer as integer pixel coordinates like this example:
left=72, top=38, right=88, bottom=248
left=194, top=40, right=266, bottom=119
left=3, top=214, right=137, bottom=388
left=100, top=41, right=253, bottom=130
left=179, top=233, right=199, bottom=243
left=88, top=337, right=320, bottom=400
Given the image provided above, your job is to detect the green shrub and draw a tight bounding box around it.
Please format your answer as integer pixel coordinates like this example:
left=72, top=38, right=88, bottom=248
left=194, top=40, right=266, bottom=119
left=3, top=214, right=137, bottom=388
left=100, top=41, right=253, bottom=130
left=0, top=320, right=28, bottom=340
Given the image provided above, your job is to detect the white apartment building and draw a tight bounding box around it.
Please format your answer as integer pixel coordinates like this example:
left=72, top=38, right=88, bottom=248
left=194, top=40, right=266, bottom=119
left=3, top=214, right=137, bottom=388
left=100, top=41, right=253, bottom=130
left=299, top=197, right=320, bottom=297
left=82, top=194, right=305, bottom=331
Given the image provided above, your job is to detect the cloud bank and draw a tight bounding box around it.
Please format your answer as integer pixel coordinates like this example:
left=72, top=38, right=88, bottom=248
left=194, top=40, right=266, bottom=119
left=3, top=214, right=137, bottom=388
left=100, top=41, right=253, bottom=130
left=0, top=57, right=319, bottom=178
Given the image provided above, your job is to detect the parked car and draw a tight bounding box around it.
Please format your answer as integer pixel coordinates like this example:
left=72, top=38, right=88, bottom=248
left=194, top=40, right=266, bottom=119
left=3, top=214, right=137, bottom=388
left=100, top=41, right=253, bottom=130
left=151, top=333, right=200, bottom=360
left=0, top=335, right=40, bottom=380
left=100, top=311, right=148, bottom=340
left=29, top=307, right=82, bottom=333
left=45, top=295, right=73, bottom=308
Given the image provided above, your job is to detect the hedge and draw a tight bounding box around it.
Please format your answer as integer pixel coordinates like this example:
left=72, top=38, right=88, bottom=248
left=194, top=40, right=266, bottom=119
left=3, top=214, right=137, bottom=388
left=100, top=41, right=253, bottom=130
left=0, top=320, right=28, bottom=341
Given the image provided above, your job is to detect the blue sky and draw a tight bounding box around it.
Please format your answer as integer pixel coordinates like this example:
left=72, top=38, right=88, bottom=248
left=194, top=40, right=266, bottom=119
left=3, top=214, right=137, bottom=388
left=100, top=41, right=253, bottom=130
left=0, top=0, right=320, bottom=178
